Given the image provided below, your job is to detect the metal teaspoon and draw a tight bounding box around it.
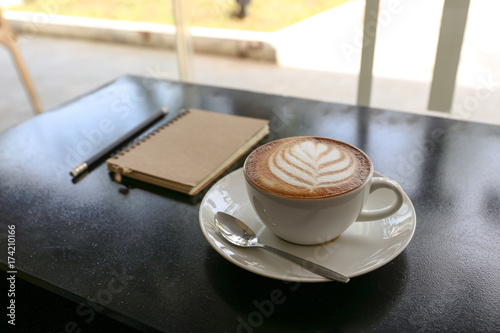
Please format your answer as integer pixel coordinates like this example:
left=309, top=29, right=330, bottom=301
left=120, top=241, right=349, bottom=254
left=214, top=212, right=350, bottom=283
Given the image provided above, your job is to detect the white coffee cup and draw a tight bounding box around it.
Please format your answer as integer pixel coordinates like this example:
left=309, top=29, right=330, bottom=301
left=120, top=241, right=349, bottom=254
left=243, top=136, right=404, bottom=245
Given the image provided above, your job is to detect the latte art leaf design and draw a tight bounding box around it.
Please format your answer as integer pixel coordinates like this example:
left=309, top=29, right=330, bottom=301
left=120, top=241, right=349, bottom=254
left=269, top=141, right=357, bottom=190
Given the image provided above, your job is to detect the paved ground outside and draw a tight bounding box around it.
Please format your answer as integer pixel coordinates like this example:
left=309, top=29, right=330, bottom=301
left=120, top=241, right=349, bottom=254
left=1, top=0, right=499, bottom=132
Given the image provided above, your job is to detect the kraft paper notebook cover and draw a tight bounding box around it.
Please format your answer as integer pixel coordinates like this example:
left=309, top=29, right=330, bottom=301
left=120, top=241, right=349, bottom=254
left=106, top=109, right=269, bottom=195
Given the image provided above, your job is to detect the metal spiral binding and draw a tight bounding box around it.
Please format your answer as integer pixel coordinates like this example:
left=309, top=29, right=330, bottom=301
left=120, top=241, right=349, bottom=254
left=111, top=109, right=191, bottom=159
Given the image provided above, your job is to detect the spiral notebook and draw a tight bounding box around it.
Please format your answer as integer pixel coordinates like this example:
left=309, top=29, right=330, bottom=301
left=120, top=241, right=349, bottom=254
left=106, top=109, right=269, bottom=195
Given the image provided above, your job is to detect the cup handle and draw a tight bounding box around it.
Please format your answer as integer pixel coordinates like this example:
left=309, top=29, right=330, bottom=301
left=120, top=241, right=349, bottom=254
left=357, top=177, right=404, bottom=222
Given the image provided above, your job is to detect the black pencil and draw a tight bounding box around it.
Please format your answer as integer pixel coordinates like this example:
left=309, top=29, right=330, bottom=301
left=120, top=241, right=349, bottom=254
left=70, top=107, right=168, bottom=177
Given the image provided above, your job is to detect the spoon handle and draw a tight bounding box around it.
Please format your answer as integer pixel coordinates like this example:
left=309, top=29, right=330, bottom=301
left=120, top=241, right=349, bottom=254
left=259, top=244, right=350, bottom=283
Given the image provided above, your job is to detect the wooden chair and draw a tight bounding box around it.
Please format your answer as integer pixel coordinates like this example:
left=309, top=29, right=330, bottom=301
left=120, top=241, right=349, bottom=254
left=0, top=7, right=43, bottom=114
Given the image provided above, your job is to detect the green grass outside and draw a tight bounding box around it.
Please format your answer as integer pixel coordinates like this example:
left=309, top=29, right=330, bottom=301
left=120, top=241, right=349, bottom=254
left=9, top=0, right=352, bottom=32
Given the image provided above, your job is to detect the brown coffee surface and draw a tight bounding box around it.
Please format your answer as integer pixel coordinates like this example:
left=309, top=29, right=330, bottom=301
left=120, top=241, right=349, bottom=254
left=244, top=137, right=372, bottom=198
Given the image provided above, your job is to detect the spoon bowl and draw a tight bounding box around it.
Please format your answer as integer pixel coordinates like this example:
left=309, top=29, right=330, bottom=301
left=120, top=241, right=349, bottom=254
left=214, top=211, right=350, bottom=283
left=216, top=213, right=259, bottom=247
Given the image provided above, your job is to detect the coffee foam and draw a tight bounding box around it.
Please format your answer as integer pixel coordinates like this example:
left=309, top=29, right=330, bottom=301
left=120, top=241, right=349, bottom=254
left=245, top=137, right=372, bottom=198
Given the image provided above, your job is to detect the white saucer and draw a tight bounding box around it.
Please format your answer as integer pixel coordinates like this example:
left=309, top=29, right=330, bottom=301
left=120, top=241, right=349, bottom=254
left=199, top=168, right=416, bottom=282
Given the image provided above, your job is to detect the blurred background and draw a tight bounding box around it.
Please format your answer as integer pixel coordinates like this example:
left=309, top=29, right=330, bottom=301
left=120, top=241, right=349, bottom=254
left=1, top=0, right=499, bottom=132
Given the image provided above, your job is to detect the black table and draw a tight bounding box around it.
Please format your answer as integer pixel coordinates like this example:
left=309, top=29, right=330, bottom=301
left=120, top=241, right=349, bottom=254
left=1, top=75, right=499, bottom=332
